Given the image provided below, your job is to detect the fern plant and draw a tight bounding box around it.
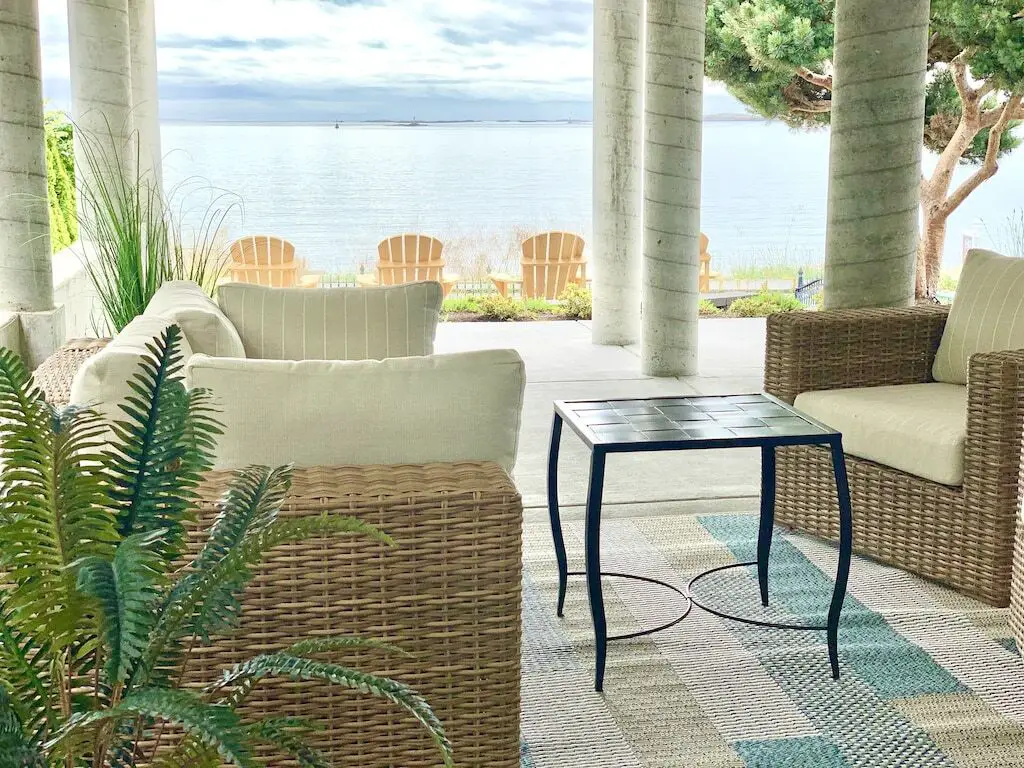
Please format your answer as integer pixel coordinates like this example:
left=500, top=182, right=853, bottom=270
left=0, top=326, right=452, bottom=767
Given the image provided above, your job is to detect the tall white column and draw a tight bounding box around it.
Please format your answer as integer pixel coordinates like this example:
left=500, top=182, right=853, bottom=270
left=824, top=0, right=928, bottom=309
left=641, top=0, right=704, bottom=376
left=68, top=0, right=135, bottom=208
left=129, top=0, right=162, bottom=190
left=591, top=0, right=643, bottom=346
left=0, top=0, right=54, bottom=313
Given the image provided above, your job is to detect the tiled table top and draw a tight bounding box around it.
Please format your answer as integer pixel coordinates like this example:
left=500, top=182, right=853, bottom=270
left=555, top=393, right=838, bottom=450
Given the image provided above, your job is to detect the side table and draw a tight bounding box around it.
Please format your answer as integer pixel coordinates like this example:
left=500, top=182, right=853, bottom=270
left=547, top=393, right=852, bottom=692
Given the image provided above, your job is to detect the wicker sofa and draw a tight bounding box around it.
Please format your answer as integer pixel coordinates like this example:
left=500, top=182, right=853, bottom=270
left=35, top=279, right=527, bottom=766
left=765, top=303, right=1024, bottom=607
left=1014, top=521, right=1024, bottom=652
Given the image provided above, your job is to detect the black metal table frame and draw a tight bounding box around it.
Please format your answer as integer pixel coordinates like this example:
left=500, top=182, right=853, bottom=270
left=547, top=397, right=853, bottom=692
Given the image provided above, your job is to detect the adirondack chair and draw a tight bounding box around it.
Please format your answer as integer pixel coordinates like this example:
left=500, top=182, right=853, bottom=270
left=226, top=235, right=322, bottom=288
left=356, top=234, right=458, bottom=297
left=489, top=231, right=587, bottom=300
left=700, top=232, right=719, bottom=294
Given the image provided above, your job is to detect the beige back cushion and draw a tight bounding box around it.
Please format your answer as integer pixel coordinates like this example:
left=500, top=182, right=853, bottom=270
left=70, top=315, right=194, bottom=420
left=186, top=350, right=525, bottom=473
left=933, top=249, right=1024, bottom=384
left=144, top=280, right=245, bottom=358
left=216, top=282, right=443, bottom=361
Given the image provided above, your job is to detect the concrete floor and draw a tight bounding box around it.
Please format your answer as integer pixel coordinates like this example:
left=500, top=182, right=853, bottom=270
left=435, top=318, right=766, bottom=520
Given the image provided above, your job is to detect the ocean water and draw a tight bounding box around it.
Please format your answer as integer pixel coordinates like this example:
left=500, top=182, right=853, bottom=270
left=161, top=121, right=1024, bottom=276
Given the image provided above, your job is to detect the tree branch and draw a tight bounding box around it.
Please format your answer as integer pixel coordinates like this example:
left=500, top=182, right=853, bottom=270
left=949, top=53, right=975, bottom=105
left=981, top=98, right=1024, bottom=129
left=941, top=94, right=1023, bottom=216
left=795, top=66, right=833, bottom=91
left=792, top=103, right=833, bottom=114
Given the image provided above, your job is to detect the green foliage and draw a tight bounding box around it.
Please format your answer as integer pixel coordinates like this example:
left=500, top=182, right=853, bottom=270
left=44, top=113, right=77, bottom=253
left=728, top=291, right=805, bottom=317
left=556, top=284, right=592, bottom=320
left=475, top=293, right=532, bottom=321
left=0, top=329, right=452, bottom=766
left=699, top=299, right=724, bottom=316
left=75, top=124, right=241, bottom=333
left=706, top=0, right=1024, bottom=155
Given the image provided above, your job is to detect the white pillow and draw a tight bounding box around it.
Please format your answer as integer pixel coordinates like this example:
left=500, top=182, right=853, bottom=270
left=144, top=280, right=245, bottom=358
left=70, top=315, right=194, bottom=420
left=186, top=350, right=525, bottom=473
left=216, top=281, right=443, bottom=361
left=933, top=249, right=1024, bottom=385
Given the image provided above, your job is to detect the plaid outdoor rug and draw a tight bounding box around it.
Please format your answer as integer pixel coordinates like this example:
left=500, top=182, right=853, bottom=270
left=521, top=513, right=1024, bottom=768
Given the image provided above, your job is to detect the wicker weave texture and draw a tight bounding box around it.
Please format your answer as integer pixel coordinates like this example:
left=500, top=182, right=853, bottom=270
left=186, top=462, right=523, bottom=767
left=1013, top=515, right=1024, bottom=653
left=767, top=307, right=1024, bottom=607
left=31, top=337, right=109, bottom=408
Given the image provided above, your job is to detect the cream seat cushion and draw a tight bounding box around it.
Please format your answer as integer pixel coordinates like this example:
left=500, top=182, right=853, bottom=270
left=186, top=349, right=525, bottom=473
left=70, top=315, right=194, bottom=420
left=794, top=383, right=967, bottom=486
left=216, top=281, right=443, bottom=361
left=143, top=280, right=245, bottom=358
left=933, top=249, right=1024, bottom=385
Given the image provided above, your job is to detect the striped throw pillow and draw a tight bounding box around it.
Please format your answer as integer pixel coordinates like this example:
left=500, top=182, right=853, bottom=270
left=933, top=249, right=1024, bottom=385
left=216, top=282, right=443, bottom=361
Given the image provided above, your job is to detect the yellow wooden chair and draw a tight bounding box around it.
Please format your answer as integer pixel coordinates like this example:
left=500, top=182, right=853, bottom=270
left=225, top=235, right=322, bottom=288
left=356, top=234, right=458, bottom=297
left=699, top=232, right=720, bottom=294
left=489, top=231, right=587, bottom=300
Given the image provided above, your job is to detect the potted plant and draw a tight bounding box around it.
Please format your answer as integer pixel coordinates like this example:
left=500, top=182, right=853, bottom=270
left=0, top=326, right=452, bottom=766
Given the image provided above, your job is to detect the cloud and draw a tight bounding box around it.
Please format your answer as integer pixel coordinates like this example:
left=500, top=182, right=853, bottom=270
left=37, top=0, right=740, bottom=122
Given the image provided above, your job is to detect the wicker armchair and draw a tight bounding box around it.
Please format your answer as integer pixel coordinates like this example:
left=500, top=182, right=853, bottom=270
left=765, top=305, right=1024, bottom=607
left=32, top=341, right=524, bottom=766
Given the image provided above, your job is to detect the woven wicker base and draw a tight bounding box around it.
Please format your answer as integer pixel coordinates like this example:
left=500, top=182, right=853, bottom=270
left=774, top=444, right=1012, bottom=607
left=32, top=337, right=109, bottom=408
left=1013, top=516, right=1024, bottom=652
left=165, top=462, right=523, bottom=767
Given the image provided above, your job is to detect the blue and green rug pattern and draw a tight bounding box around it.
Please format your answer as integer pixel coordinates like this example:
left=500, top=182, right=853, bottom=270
left=520, top=514, right=1024, bottom=768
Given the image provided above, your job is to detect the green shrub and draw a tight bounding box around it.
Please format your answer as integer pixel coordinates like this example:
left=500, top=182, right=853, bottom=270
left=525, top=297, right=559, bottom=314
left=45, top=112, right=77, bottom=253
left=699, top=299, right=723, bottom=316
left=477, top=293, right=531, bottom=321
left=728, top=291, right=804, bottom=317
left=442, top=296, right=481, bottom=313
left=557, top=284, right=592, bottom=319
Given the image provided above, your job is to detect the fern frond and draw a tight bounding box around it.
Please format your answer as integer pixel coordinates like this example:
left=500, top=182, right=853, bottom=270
left=137, top=514, right=389, bottom=692
left=76, top=530, right=166, bottom=685
left=48, top=687, right=255, bottom=768
left=0, top=349, right=111, bottom=652
left=285, top=636, right=408, bottom=658
left=0, top=602, right=53, bottom=736
left=105, top=325, right=221, bottom=558
left=244, top=717, right=328, bottom=768
left=0, top=686, right=44, bottom=768
left=207, top=654, right=453, bottom=766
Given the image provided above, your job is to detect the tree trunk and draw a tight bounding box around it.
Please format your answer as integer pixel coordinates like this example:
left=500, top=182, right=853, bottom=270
left=641, top=0, right=704, bottom=376
left=0, top=0, right=55, bottom=313
left=824, top=0, right=929, bottom=309
left=918, top=202, right=948, bottom=299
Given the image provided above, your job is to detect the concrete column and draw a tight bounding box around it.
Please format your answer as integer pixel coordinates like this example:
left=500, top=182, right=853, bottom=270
left=129, top=0, right=162, bottom=190
left=591, top=0, right=643, bottom=346
left=0, top=0, right=54, bottom=314
left=823, top=0, right=929, bottom=309
left=68, top=0, right=135, bottom=208
left=641, top=0, right=704, bottom=376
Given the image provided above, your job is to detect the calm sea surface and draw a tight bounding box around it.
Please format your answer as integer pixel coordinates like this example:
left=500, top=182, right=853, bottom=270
left=161, top=122, right=1024, bottom=275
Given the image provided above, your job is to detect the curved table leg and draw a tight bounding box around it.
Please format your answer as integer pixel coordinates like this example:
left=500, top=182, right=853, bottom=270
left=828, top=440, right=853, bottom=679
left=547, top=413, right=569, bottom=617
left=757, top=445, right=776, bottom=607
left=585, top=449, right=608, bottom=692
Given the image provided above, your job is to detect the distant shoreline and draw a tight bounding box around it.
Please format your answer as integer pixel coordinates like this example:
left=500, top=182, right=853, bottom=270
left=161, top=114, right=764, bottom=127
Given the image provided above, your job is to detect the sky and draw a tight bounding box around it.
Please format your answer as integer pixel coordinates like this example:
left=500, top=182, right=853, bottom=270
left=38, top=0, right=745, bottom=123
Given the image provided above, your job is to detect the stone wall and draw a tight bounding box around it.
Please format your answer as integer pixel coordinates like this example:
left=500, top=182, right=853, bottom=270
left=52, top=242, right=104, bottom=339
